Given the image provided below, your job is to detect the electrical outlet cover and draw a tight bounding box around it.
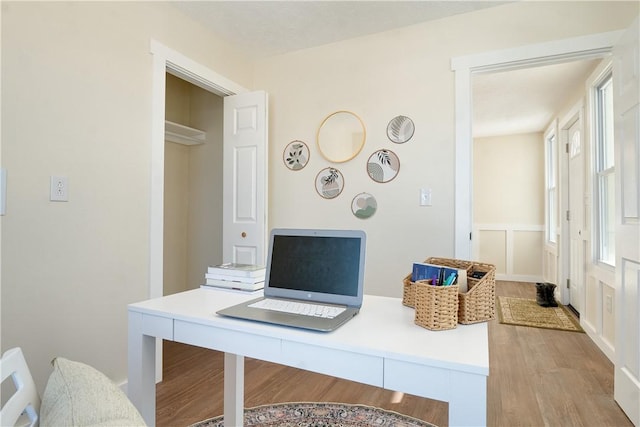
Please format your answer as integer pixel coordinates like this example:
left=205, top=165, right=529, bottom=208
left=50, top=175, right=68, bottom=202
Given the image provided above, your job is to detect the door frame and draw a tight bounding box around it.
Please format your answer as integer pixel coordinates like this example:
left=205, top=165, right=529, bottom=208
left=148, top=40, right=250, bottom=382
left=149, top=39, right=248, bottom=301
left=559, top=104, right=586, bottom=308
left=451, top=30, right=623, bottom=260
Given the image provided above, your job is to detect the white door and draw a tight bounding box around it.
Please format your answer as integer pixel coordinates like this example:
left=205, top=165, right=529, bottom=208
left=567, top=115, right=586, bottom=312
left=223, top=91, right=268, bottom=265
left=613, top=17, right=640, bottom=426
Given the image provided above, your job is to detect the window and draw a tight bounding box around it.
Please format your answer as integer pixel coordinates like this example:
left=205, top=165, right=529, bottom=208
left=545, top=132, right=557, bottom=244
left=594, top=73, right=615, bottom=266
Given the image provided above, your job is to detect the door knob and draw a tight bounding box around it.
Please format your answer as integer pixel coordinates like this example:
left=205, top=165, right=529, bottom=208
left=241, top=232, right=247, bottom=238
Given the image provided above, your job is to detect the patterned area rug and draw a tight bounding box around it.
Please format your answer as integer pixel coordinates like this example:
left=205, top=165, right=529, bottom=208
left=497, top=296, right=584, bottom=332
left=190, top=402, right=436, bottom=427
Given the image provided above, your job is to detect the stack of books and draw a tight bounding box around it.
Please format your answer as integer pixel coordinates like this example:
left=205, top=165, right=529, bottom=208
left=203, top=263, right=266, bottom=291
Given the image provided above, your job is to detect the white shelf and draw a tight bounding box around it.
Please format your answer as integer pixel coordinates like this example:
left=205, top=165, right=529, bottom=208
left=165, top=120, right=206, bottom=146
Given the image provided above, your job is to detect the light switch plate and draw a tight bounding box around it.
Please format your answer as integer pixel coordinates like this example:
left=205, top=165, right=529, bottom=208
left=420, top=188, right=432, bottom=206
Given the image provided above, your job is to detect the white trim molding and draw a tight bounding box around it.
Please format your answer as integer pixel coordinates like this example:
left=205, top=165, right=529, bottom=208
left=148, top=39, right=248, bottom=383
left=148, top=39, right=248, bottom=299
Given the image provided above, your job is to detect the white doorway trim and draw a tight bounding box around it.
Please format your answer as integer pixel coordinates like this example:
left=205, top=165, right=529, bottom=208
left=558, top=102, right=584, bottom=307
left=450, top=30, right=623, bottom=260
left=149, top=40, right=248, bottom=300
left=147, top=40, right=250, bottom=383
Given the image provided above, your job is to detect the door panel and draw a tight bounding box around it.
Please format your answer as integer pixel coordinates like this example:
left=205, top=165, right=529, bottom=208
left=568, top=116, right=586, bottom=312
left=223, top=91, right=268, bottom=265
left=613, top=17, right=640, bottom=426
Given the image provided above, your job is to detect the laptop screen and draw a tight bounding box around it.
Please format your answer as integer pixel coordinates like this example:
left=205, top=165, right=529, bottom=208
left=264, top=229, right=366, bottom=307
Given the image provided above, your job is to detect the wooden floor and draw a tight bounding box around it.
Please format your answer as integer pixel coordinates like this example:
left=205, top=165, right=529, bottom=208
left=156, top=281, right=632, bottom=427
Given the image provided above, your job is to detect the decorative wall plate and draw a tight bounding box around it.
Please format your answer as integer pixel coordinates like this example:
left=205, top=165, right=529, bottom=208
left=315, top=167, right=344, bottom=199
left=351, top=193, right=377, bottom=219
left=367, top=149, right=400, bottom=183
left=283, top=140, right=310, bottom=170
left=387, top=115, right=415, bottom=144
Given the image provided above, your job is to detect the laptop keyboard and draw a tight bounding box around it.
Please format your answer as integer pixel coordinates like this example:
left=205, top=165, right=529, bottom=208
left=249, top=299, right=346, bottom=319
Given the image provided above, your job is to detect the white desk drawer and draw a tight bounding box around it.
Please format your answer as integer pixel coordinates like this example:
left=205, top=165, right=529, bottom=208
left=141, top=314, right=173, bottom=340
left=281, top=341, right=383, bottom=387
left=384, top=359, right=451, bottom=401
left=174, top=320, right=281, bottom=361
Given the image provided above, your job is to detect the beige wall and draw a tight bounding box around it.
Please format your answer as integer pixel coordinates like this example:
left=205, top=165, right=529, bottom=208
left=473, top=133, right=545, bottom=280
left=164, top=75, right=191, bottom=296
left=186, top=82, right=225, bottom=290
left=253, top=1, right=637, bottom=297
left=474, top=133, right=544, bottom=225
left=1, top=1, right=251, bottom=391
left=1, top=0, right=637, bottom=391
left=164, top=140, right=190, bottom=295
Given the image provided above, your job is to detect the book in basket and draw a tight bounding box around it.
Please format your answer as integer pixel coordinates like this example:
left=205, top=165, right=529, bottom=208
left=412, top=262, right=467, bottom=291
left=207, top=263, right=266, bottom=278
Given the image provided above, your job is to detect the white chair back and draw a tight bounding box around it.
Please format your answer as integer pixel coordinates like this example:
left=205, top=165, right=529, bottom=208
left=0, top=347, right=41, bottom=427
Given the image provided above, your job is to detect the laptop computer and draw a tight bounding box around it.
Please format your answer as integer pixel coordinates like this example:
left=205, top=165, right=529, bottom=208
left=216, top=228, right=366, bottom=332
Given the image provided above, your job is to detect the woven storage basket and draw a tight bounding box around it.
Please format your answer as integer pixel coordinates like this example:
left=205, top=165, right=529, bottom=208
left=414, top=281, right=458, bottom=331
left=402, top=273, right=416, bottom=307
left=424, top=257, right=496, bottom=324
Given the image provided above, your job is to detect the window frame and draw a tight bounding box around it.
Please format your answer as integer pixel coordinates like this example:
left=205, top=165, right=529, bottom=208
left=545, top=128, right=558, bottom=245
left=592, top=69, right=615, bottom=267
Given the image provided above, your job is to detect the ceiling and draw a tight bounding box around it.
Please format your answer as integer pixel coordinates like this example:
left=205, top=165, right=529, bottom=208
left=173, top=1, right=509, bottom=58
left=172, top=1, right=603, bottom=137
left=472, top=59, right=601, bottom=137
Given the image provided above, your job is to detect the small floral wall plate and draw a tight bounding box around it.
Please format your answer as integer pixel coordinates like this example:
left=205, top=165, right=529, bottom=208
left=283, top=140, right=310, bottom=170
left=351, top=193, right=377, bottom=219
left=367, top=149, right=400, bottom=183
left=387, top=115, right=415, bottom=144
left=315, top=167, right=344, bottom=199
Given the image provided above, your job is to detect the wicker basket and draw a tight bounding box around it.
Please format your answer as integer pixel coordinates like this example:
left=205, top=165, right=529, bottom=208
left=424, top=257, right=496, bottom=324
left=414, top=281, right=459, bottom=331
left=402, top=273, right=417, bottom=307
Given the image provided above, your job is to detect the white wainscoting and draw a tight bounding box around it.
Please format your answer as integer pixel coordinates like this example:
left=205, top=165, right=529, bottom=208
left=543, top=241, right=558, bottom=285
left=473, top=224, right=544, bottom=282
left=583, top=264, right=616, bottom=362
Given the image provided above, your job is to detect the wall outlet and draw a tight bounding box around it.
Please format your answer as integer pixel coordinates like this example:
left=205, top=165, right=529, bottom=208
left=50, top=176, right=68, bottom=202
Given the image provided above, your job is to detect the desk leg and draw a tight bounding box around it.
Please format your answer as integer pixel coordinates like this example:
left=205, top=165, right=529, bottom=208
left=449, top=371, right=487, bottom=426
left=128, top=311, right=156, bottom=426
left=224, top=353, right=244, bottom=427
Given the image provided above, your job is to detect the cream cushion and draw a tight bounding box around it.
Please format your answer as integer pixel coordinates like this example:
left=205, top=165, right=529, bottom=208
left=40, top=357, right=146, bottom=427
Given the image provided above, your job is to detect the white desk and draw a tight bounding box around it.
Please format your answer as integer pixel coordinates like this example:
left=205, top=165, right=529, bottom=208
left=128, top=288, right=488, bottom=426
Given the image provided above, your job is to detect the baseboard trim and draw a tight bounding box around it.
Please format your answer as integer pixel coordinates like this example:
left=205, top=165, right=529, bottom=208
left=582, top=320, right=615, bottom=363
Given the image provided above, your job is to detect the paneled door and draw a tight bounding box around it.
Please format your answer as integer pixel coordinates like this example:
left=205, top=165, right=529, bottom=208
left=223, top=91, right=268, bottom=265
left=613, top=17, right=640, bottom=426
left=567, top=113, right=586, bottom=313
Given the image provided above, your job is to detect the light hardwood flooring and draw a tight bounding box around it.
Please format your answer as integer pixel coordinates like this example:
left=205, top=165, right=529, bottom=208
left=156, top=281, right=633, bottom=426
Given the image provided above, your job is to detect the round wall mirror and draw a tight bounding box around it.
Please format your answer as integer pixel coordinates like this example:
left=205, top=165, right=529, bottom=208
left=316, top=111, right=366, bottom=163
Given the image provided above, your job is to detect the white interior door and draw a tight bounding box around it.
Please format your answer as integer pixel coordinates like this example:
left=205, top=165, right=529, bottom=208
left=567, top=115, right=586, bottom=312
left=223, top=91, right=268, bottom=265
left=613, top=17, right=640, bottom=426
